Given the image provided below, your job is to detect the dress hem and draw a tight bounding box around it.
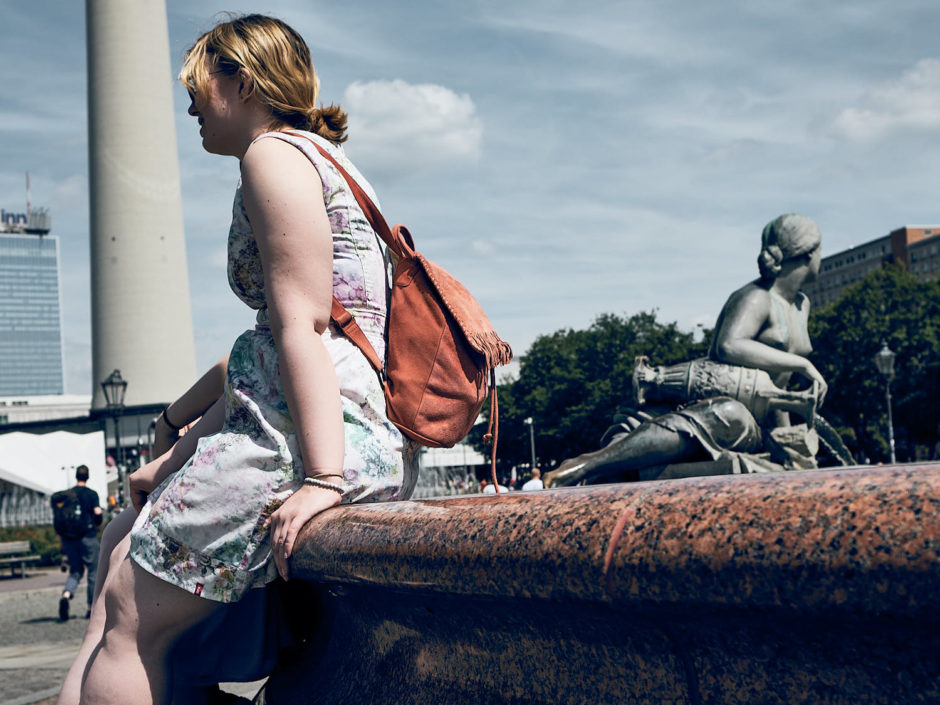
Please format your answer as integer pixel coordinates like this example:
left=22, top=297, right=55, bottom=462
left=130, top=518, right=273, bottom=604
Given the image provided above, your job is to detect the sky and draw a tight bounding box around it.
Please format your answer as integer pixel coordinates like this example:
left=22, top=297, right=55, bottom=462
left=2, top=0, right=940, bottom=396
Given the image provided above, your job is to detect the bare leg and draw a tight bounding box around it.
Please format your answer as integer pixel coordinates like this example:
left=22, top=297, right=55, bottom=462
left=56, top=508, right=136, bottom=705
left=79, top=543, right=218, bottom=705
left=60, top=516, right=220, bottom=705
left=544, top=423, right=697, bottom=487
left=61, top=401, right=226, bottom=705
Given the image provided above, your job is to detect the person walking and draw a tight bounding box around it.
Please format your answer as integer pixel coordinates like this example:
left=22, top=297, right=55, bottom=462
left=51, top=465, right=102, bottom=621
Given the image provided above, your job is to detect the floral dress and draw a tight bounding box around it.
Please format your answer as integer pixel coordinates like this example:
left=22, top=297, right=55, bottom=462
left=130, top=131, right=418, bottom=603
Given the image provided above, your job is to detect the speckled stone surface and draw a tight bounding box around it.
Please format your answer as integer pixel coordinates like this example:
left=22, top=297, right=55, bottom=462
left=264, top=463, right=940, bottom=704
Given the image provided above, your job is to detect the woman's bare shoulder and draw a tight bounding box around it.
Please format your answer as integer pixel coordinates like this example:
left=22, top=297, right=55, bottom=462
left=240, top=135, right=321, bottom=207
left=241, top=134, right=311, bottom=175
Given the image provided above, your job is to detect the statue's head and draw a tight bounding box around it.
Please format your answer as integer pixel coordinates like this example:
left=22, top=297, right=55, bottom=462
left=757, top=214, right=821, bottom=279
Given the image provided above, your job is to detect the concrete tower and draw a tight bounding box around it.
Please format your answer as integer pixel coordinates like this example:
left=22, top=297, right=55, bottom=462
left=86, top=0, right=196, bottom=408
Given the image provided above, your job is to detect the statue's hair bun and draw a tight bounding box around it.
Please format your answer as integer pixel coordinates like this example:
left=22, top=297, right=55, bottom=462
left=757, top=244, right=784, bottom=278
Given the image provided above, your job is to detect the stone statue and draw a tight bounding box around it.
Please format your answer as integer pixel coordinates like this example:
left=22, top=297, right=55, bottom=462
left=544, top=214, right=854, bottom=488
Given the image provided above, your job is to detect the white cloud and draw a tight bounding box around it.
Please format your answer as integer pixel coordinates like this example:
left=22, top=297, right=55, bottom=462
left=471, top=240, right=495, bottom=256
left=831, top=58, right=940, bottom=140
left=342, top=80, right=482, bottom=173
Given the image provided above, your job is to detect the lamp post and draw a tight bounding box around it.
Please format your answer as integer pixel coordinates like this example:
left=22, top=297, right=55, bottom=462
left=523, top=416, right=537, bottom=469
left=101, top=369, right=128, bottom=506
left=873, top=340, right=896, bottom=464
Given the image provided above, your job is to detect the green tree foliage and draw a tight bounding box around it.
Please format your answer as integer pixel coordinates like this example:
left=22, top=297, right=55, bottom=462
left=809, top=266, right=940, bottom=462
left=469, top=312, right=709, bottom=472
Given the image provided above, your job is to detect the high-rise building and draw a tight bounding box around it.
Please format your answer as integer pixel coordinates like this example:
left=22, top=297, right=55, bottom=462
left=804, top=226, right=940, bottom=307
left=0, top=209, right=63, bottom=396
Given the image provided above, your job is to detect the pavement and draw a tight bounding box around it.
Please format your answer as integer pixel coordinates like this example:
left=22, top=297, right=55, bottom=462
left=0, top=568, right=262, bottom=705
left=0, top=567, right=84, bottom=705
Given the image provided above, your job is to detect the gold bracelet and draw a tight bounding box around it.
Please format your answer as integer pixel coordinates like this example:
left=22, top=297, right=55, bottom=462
left=310, top=472, right=344, bottom=481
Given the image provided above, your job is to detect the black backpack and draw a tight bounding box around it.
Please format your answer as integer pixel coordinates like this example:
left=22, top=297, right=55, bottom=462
left=51, top=489, right=91, bottom=539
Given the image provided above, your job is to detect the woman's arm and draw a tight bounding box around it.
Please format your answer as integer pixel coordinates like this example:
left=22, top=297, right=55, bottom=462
left=153, top=355, right=230, bottom=456
left=240, top=137, right=345, bottom=580
left=131, top=397, right=226, bottom=511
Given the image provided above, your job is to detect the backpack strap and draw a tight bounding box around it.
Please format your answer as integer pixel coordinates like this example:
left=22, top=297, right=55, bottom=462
left=329, top=298, right=385, bottom=380
left=283, top=131, right=414, bottom=259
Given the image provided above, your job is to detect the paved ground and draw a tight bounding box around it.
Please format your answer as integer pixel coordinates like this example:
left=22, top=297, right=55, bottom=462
left=0, top=568, right=262, bottom=705
left=0, top=567, right=84, bottom=705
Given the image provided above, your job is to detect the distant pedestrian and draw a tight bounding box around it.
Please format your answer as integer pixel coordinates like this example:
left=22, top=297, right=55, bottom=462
left=50, top=465, right=102, bottom=621
left=521, top=467, right=544, bottom=491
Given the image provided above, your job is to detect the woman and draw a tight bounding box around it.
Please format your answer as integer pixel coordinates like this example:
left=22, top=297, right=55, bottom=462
left=545, top=213, right=828, bottom=487
left=60, top=14, right=416, bottom=705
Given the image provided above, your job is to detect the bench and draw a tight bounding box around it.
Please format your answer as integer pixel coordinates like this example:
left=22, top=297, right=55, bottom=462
left=0, top=540, right=40, bottom=578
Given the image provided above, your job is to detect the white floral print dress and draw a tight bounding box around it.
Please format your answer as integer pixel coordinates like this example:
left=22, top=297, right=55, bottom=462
left=130, top=131, right=418, bottom=603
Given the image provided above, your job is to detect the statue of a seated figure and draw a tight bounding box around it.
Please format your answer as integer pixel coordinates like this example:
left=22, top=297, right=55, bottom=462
left=544, top=214, right=854, bottom=488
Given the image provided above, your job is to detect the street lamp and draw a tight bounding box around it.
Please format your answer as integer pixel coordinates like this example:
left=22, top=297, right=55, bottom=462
left=101, top=369, right=128, bottom=506
left=873, top=340, right=896, bottom=464
left=523, top=416, right=537, bottom=469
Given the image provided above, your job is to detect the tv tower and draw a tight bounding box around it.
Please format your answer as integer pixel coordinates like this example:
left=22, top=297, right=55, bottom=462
left=86, top=0, right=196, bottom=408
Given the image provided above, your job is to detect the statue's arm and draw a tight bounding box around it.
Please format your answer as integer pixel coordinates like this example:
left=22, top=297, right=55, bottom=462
left=712, top=287, right=820, bottom=380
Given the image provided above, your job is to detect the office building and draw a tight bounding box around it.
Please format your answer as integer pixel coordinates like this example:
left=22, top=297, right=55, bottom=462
left=804, top=226, right=940, bottom=307
left=0, top=208, right=64, bottom=396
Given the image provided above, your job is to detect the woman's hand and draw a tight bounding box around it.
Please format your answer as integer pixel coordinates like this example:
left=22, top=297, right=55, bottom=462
left=129, top=460, right=171, bottom=513
left=269, top=484, right=342, bottom=580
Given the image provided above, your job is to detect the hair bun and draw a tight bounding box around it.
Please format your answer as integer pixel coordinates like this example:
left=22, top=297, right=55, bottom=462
left=757, top=245, right=784, bottom=278
left=309, top=104, right=348, bottom=143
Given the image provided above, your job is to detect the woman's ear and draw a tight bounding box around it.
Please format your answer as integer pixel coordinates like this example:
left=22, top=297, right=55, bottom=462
left=237, top=67, right=254, bottom=101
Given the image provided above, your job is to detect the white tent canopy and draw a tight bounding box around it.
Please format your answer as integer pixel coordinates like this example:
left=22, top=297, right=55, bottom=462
left=0, top=430, right=107, bottom=500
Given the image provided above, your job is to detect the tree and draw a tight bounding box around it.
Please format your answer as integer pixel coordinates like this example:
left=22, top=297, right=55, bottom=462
left=469, top=311, right=709, bottom=472
left=809, top=266, right=940, bottom=462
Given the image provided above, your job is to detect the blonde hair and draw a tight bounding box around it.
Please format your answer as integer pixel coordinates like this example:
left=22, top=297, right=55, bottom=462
left=757, top=214, right=821, bottom=279
left=179, top=14, right=347, bottom=142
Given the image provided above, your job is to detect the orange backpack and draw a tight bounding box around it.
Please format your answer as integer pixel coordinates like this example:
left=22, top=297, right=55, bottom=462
left=291, top=134, right=512, bottom=471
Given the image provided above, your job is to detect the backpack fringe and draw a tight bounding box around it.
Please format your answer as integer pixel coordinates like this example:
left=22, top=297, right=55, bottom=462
left=470, top=332, right=514, bottom=368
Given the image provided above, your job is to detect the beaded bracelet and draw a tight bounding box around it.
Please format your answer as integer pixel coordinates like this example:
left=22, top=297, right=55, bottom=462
left=161, top=406, right=184, bottom=431
left=303, top=477, right=345, bottom=496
